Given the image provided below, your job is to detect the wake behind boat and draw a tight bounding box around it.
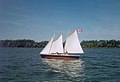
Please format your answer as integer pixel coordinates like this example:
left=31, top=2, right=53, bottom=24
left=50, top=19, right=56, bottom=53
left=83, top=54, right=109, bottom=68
left=40, top=29, right=84, bottom=60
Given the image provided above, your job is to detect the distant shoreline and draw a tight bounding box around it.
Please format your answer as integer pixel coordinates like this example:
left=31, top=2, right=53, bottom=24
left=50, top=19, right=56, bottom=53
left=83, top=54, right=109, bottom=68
left=0, top=39, right=120, bottom=48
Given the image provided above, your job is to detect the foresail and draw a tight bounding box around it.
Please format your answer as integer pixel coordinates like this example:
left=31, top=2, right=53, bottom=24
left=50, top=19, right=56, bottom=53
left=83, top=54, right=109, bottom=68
left=40, top=36, right=54, bottom=54
left=64, top=31, right=84, bottom=53
left=50, top=35, right=63, bottom=53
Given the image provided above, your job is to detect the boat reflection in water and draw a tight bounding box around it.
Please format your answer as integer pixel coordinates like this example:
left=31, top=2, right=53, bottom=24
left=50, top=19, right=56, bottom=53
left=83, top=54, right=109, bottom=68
left=42, top=58, right=85, bottom=80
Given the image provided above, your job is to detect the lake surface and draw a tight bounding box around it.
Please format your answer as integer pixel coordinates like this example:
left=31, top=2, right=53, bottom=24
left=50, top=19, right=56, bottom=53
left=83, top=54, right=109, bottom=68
left=0, top=47, right=120, bottom=82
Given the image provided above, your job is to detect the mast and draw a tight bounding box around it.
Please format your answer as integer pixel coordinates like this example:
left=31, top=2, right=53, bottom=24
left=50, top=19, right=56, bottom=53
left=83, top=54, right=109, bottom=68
left=64, top=29, right=69, bottom=53
left=49, top=34, right=55, bottom=54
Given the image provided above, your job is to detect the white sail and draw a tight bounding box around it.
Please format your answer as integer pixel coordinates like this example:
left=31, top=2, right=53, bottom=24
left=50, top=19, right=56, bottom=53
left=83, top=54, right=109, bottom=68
left=64, top=30, right=84, bottom=53
left=50, top=35, right=63, bottom=53
left=40, top=35, right=54, bottom=54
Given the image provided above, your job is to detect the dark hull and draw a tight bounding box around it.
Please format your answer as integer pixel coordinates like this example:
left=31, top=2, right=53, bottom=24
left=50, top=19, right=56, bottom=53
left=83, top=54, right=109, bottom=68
left=40, top=54, right=80, bottom=60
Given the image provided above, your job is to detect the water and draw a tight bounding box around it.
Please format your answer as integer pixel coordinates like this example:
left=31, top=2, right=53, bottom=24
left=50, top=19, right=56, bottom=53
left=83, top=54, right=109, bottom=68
left=0, top=47, right=120, bottom=82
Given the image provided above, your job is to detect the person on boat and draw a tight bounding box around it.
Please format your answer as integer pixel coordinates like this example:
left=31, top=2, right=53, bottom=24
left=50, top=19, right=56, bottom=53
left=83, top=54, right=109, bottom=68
left=56, top=52, right=59, bottom=54
left=65, top=51, right=68, bottom=54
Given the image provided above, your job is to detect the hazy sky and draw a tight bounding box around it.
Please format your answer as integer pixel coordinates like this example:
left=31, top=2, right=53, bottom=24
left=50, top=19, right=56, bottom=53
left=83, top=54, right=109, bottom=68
left=0, top=0, right=120, bottom=41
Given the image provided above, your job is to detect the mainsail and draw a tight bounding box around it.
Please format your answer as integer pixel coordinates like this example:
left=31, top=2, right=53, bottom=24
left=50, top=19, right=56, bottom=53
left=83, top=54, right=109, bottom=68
left=40, top=36, right=54, bottom=54
left=50, top=35, right=63, bottom=53
left=64, top=30, right=84, bottom=53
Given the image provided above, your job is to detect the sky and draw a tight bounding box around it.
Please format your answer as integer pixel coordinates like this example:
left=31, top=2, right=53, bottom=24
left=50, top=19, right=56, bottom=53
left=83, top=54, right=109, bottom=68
left=0, top=0, right=120, bottom=41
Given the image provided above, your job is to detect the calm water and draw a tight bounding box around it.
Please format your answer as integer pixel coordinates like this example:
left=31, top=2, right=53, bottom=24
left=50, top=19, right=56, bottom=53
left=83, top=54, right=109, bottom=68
left=0, top=47, right=120, bottom=82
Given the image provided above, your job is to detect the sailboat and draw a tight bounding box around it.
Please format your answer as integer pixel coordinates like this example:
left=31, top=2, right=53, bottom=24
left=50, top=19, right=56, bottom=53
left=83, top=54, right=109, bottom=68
left=40, top=30, right=84, bottom=60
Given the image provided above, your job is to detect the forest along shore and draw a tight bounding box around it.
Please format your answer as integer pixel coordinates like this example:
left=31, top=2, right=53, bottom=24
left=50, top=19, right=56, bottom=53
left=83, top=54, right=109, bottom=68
left=0, top=39, right=120, bottom=48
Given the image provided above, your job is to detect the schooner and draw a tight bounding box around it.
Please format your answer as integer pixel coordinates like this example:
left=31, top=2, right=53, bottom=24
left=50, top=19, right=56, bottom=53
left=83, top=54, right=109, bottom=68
left=40, top=30, right=84, bottom=60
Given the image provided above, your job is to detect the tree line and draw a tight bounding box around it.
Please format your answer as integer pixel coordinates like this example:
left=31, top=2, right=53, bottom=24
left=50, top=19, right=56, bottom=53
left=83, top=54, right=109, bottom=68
left=0, top=39, right=48, bottom=48
left=81, top=40, right=120, bottom=48
left=0, top=39, right=120, bottom=48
